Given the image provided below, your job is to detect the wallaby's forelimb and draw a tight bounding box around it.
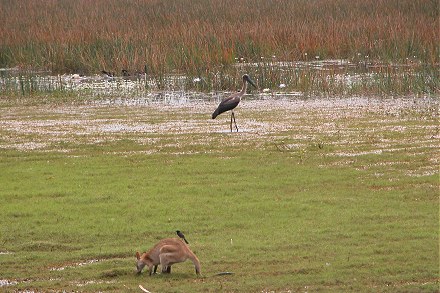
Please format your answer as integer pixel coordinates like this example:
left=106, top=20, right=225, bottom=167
left=148, top=265, right=158, bottom=276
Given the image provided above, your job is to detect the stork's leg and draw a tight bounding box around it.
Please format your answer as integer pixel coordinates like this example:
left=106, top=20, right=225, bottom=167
left=232, top=111, right=238, bottom=132
left=230, top=112, right=233, bottom=132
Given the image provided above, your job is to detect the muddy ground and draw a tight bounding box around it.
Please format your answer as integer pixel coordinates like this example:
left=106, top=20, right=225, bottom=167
left=0, top=95, right=438, bottom=179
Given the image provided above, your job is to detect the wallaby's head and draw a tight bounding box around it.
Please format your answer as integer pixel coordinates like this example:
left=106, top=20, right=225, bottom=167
left=135, top=251, right=147, bottom=274
left=136, top=251, right=155, bottom=274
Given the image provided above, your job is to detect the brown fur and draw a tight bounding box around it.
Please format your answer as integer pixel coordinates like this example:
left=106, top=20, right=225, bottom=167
left=136, top=238, right=201, bottom=276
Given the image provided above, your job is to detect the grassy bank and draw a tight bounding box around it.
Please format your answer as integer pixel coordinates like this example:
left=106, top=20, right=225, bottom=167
left=0, top=96, right=438, bottom=292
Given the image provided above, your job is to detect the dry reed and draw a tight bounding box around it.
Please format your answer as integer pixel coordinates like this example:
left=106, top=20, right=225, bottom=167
left=0, top=0, right=437, bottom=76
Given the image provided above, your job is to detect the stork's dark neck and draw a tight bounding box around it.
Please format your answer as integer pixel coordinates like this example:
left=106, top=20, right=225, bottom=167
left=240, top=78, right=248, bottom=95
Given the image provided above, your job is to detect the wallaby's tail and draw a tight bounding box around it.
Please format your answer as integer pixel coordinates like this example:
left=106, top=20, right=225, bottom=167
left=188, top=251, right=201, bottom=275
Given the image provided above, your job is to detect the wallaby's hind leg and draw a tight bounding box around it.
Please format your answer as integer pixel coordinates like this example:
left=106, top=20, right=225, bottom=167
left=159, top=254, right=172, bottom=274
left=161, top=265, right=171, bottom=274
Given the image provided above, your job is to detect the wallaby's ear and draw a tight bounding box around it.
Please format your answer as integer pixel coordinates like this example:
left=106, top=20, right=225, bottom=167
left=136, top=251, right=140, bottom=260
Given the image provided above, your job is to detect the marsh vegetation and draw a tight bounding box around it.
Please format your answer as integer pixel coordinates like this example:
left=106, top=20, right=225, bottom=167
left=0, top=0, right=438, bottom=95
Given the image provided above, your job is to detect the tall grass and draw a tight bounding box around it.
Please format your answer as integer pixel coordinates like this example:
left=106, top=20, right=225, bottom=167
left=0, top=0, right=438, bottom=76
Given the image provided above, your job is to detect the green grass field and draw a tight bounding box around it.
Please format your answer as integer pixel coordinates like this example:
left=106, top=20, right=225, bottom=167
left=0, top=95, right=438, bottom=292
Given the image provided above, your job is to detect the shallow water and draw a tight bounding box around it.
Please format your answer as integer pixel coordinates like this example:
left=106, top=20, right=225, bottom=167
left=1, top=59, right=433, bottom=97
left=0, top=95, right=437, bottom=154
left=0, top=67, right=438, bottom=178
left=50, top=259, right=101, bottom=271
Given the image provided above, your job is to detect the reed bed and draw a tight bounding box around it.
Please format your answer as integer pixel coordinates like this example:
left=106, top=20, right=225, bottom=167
left=1, top=60, right=438, bottom=97
left=0, top=0, right=438, bottom=94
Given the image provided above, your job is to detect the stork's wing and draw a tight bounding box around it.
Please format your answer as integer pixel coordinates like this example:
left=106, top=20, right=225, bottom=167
left=212, top=94, right=240, bottom=119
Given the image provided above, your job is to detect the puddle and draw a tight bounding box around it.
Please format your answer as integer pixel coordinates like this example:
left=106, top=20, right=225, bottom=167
left=74, top=280, right=116, bottom=287
left=329, top=150, right=383, bottom=157
left=0, top=279, right=18, bottom=287
left=49, top=259, right=101, bottom=271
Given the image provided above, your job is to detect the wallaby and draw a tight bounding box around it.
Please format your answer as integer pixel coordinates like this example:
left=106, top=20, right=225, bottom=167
left=135, top=238, right=201, bottom=276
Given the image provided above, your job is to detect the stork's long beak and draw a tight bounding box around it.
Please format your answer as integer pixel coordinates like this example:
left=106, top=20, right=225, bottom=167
left=246, top=76, right=257, bottom=88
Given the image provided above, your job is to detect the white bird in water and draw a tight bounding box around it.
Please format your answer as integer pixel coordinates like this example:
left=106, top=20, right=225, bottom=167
left=212, top=74, right=257, bottom=132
